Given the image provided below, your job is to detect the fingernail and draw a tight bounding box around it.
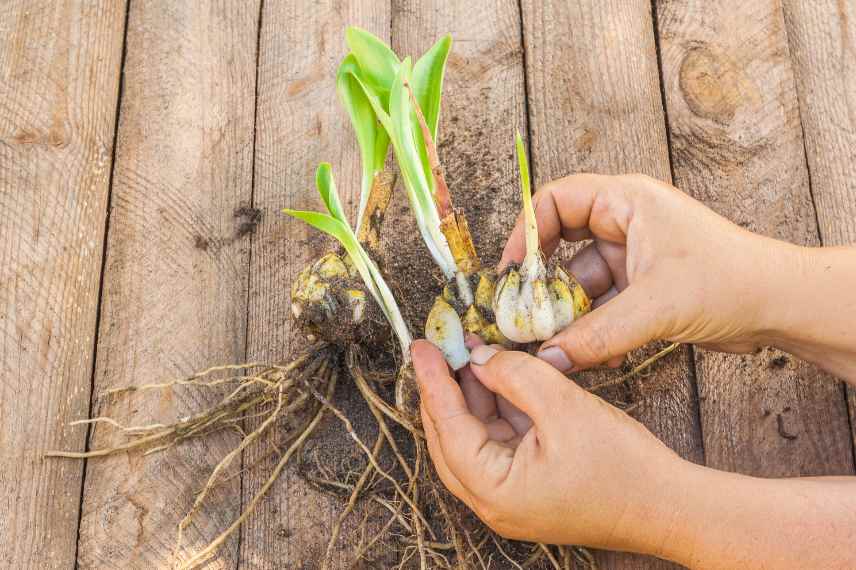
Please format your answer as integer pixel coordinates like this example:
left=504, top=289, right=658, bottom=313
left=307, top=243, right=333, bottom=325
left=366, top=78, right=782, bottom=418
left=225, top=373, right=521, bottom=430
left=470, top=345, right=499, bottom=366
left=537, top=346, right=573, bottom=372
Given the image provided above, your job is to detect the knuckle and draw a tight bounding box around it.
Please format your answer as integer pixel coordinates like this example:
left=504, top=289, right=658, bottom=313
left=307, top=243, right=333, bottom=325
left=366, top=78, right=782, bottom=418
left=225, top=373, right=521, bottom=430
left=569, top=323, right=612, bottom=365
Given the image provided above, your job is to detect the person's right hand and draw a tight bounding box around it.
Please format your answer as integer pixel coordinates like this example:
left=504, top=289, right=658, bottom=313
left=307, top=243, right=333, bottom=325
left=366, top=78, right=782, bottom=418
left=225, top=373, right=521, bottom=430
left=499, top=173, right=803, bottom=372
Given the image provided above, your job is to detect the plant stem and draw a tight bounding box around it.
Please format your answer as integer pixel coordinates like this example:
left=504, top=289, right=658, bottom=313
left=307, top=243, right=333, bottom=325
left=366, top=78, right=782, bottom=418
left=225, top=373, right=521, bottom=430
left=515, top=132, right=539, bottom=264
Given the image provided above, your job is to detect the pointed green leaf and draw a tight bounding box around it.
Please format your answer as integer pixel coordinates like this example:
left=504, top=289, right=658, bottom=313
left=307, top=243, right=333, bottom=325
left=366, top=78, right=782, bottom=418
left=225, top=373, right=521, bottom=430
left=315, top=163, right=348, bottom=226
left=337, top=55, right=390, bottom=224
left=346, top=27, right=399, bottom=95
left=337, top=54, right=389, bottom=175
left=515, top=131, right=538, bottom=256
left=412, top=34, right=451, bottom=141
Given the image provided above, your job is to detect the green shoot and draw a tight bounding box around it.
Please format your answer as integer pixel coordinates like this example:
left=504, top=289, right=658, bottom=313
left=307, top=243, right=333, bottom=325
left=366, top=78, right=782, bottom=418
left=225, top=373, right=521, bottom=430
left=515, top=131, right=539, bottom=261
left=337, top=54, right=390, bottom=231
left=341, top=28, right=458, bottom=280
left=284, top=163, right=412, bottom=354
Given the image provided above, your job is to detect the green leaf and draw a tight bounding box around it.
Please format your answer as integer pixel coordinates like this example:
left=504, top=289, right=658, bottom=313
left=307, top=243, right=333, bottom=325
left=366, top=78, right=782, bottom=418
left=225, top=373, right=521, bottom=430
left=412, top=34, right=451, bottom=142
left=336, top=58, right=391, bottom=225
left=342, top=43, right=459, bottom=280
left=345, top=27, right=400, bottom=96
left=315, top=163, right=348, bottom=226
left=515, top=131, right=538, bottom=256
left=337, top=54, right=389, bottom=176
left=283, top=165, right=412, bottom=353
left=389, top=59, right=433, bottom=214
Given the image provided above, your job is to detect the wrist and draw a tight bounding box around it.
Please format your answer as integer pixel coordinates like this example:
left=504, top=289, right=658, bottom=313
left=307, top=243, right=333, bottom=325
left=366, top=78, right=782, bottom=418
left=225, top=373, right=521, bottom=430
left=748, top=238, right=811, bottom=346
left=601, top=452, right=701, bottom=560
left=761, top=244, right=856, bottom=382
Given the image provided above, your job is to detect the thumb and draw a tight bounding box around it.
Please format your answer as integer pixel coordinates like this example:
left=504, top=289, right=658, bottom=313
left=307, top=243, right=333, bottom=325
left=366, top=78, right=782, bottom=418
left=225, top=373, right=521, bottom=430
left=469, top=346, right=572, bottom=426
left=539, top=283, right=663, bottom=371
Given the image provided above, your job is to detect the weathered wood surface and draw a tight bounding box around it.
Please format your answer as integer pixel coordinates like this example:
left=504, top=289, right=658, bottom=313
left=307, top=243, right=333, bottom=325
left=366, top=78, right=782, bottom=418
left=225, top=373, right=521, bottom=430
left=782, top=0, right=856, bottom=456
left=655, top=0, right=854, bottom=477
left=521, top=1, right=702, bottom=568
left=77, top=2, right=260, bottom=568
left=0, top=2, right=126, bottom=568
left=238, top=3, right=391, bottom=568
left=3, top=1, right=856, bottom=568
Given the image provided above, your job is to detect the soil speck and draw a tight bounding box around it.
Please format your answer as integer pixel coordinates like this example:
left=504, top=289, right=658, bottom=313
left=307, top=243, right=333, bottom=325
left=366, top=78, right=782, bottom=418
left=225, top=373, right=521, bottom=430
left=234, top=206, right=263, bottom=238
left=194, top=235, right=209, bottom=251
left=776, top=413, right=798, bottom=440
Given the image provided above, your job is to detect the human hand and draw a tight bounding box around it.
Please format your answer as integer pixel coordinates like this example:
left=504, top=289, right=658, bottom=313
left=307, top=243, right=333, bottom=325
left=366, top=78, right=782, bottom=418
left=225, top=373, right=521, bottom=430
left=499, top=173, right=805, bottom=372
left=411, top=338, right=683, bottom=550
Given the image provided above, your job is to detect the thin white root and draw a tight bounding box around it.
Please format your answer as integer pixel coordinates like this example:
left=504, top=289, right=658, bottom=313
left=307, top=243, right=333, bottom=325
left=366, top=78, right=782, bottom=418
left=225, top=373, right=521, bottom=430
left=174, top=368, right=336, bottom=570
left=588, top=342, right=680, bottom=393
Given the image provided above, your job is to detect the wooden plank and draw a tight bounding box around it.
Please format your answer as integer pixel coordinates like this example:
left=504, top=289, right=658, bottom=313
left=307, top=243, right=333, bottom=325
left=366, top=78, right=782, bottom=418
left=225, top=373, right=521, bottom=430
left=238, top=3, right=392, bottom=568
left=655, top=0, right=854, bottom=477
left=76, top=2, right=260, bottom=568
left=0, top=2, right=126, bottom=567
left=521, top=1, right=703, bottom=568
left=782, top=0, right=856, bottom=460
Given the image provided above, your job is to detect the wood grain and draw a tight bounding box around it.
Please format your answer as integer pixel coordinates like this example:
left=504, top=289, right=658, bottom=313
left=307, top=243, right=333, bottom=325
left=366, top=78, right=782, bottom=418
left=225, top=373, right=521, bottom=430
left=521, top=1, right=703, bottom=568
left=0, top=2, right=126, bottom=567
left=238, top=3, right=391, bottom=568
left=76, top=2, right=260, bottom=568
left=655, top=0, right=854, bottom=477
left=782, top=0, right=856, bottom=459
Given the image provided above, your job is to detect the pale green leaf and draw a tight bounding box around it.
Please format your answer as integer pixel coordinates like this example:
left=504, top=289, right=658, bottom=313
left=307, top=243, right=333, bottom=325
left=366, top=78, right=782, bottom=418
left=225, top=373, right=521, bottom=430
left=515, top=131, right=538, bottom=256
left=345, top=27, right=399, bottom=96
left=412, top=34, right=451, bottom=142
left=315, top=163, right=348, bottom=226
left=337, top=55, right=389, bottom=175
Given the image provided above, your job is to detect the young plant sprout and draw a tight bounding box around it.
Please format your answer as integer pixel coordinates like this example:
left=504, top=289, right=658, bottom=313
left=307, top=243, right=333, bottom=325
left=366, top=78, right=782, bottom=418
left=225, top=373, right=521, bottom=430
left=493, top=133, right=591, bottom=342
left=286, top=163, right=411, bottom=356
left=337, top=28, right=512, bottom=368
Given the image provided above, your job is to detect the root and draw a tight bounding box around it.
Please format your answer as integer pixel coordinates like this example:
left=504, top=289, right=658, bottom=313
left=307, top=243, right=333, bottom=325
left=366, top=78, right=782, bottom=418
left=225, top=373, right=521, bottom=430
left=47, top=336, right=634, bottom=568
left=539, top=543, right=562, bottom=570
left=588, top=342, right=680, bottom=393
left=175, top=366, right=337, bottom=570
left=302, top=378, right=436, bottom=539
left=350, top=349, right=424, bottom=437
left=572, top=546, right=598, bottom=569
left=321, top=419, right=384, bottom=570
left=175, top=358, right=328, bottom=564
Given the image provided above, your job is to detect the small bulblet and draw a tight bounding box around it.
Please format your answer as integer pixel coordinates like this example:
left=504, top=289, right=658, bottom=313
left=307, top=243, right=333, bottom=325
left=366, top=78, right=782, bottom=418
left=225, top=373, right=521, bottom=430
left=493, top=259, right=591, bottom=343
left=425, top=296, right=470, bottom=370
left=425, top=271, right=511, bottom=369
left=290, top=252, right=386, bottom=344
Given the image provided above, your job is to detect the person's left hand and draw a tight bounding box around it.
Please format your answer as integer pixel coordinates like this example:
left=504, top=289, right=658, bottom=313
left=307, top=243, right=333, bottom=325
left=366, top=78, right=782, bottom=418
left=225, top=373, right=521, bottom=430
left=411, top=337, right=684, bottom=551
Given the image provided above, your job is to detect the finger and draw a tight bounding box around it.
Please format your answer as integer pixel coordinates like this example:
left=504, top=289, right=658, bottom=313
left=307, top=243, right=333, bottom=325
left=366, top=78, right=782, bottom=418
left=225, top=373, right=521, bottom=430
left=485, top=417, right=518, bottom=442
left=469, top=346, right=569, bottom=427
left=595, top=239, right=629, bottom=291
left=564, top=242, right=614, bottom=299
left=496, top=394, right=533, bottom=435
left=499, top=174, right=635, bottom=270
left=411, top=340, right=513, bottom=490
left=606, top=355, right=625, bottom=368
left=460, top=365, right=496, bottom=421
left=460, top=335, right=498, bottom=420
left=540, top=281, right=665, bottom=370
left=420, top=403, right=471, bottom=501
left=593, top=286, right=619, bottom=308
